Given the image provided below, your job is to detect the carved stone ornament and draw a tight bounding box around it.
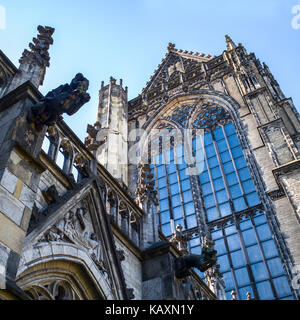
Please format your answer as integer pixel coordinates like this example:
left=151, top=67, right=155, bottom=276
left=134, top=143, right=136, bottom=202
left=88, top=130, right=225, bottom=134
left=27, top=73, right=91, bottom=131
left=19, top=25, right=55, bottom=68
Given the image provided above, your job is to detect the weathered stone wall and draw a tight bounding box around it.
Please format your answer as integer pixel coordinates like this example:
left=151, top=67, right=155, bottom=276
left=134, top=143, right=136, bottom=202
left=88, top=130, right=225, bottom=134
left=113, top=236, right=142, bottom=300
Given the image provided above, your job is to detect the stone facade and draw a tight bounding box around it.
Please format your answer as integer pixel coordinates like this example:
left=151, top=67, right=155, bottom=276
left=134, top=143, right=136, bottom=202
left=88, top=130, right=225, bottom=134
left=0, top=28, right=300, bottom=300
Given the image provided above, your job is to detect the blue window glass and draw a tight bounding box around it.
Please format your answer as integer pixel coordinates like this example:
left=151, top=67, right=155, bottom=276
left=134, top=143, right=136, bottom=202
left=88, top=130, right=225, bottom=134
left=206, top=207, right=219, bottom=222
left=170, top=183, right=179, bottom=194
left=180, top=179, right=191, bottom=192
left=179, top=169, right=188, bottom=180
left=267, top=258, right=285, bottom=277
left=223, top=271, right=235, bottom=290
left=161, top=223, right=172, bottom=236
left=159, top=188, right=168, bottom=200
left=206, top=145, right=216, bottom=158
left=231, top=146, right=243, bottom=159
left=200, top=171, right=210, bottom=184
left=226, top=172, right=239, bottom=186
left=160, top=210, right=170, bottom=224
left=217, top=140, right=228, bottom=153
left=224, top=225, right=236, bottom=236
left=189, top=237, right=200, bottom=247
left=213, top=178, right=225, bottom=191
left=219, top=203, right=232, bottom=217
left=223, top=162, right=235, bottom=174
left=218, top=255, right=230, bottom=273
left=173, top=206, right=182, bottom=219
left=204, top=194, right=216, bottom=208
left=216, top=189, right=228, bottom=204
left=229, top=184, right=243, bottom=199
left=186, top=215, right=197, bottom=228
left=242, top=229, right=257, bottom=247
left=214, top=238, right=227, bottom=255
left=256, top=281, right=274, bottom=300
left=242, top=180, right=256, bottom=194
left=246, top=192, right=261, bottom=206
left=214, top=127, right=224, bottom=141
left=224, top=122, right=235, bottom=136
left=157, top=165, right=165, bottom=177
left=158, top=177, right=167, bottom=188
left=208, top=156, right=218, bottom=168
left=231, top=250, right=246, bottom=268
left=235, top=267, right=250, bottom=287
left=239, top=219, right=252, bottom=231
left=160, top=199, right=169, bottom=211
left=220, top=151, right=231, bottom=163
left=202, top=182, right=213, bottom=196
left=273, top=276, right=293, bottom=298
left=211, top=167, right=222, bottom=179
left=239, top=167, right=251, bottom=181
left=233, top=197, right=247, bottom=212
left=204, top=133, right=213, bottom=145
left=253, top=214, right=267, bottom=226
left=235, top=157, right=247, bottom=169
left=169, top=172, right=177, bottom=184
left=211, top=229, right=223, bottom=240
left=191, top=246, right=201, bottom=255
left=227, top=234, right=241, bottom=251
left=152, top=117, right=293, bottom=300
left=182, top=190, right=193, bottom=203
left=257, top=224, right=272, bottom=241
left=261, top=240, right=278, bottom=259
left=171, top=194, right=181, bottom=207
left=184, top=202, right=195, bottom=216
left=168, top=163, right=177, bottom=174
left=247, top=245, right=263, bottom=263
left=228, top=134, right=240, bottom=148
left=251, top=262, right=269, bottom=282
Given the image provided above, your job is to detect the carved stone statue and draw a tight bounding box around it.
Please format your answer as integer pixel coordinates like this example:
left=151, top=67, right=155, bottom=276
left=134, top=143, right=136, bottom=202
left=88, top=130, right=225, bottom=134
left=27, top=73, right=90, bottom=131
left=174, top=233, right=217, bottom=279
left=88, top=233, right=103, bottom=263
left=170, top=224, right=192, bottom=254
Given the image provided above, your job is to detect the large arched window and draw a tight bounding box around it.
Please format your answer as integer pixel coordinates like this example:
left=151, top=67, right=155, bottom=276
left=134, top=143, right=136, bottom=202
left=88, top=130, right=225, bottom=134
left=150, top=102, right=294, bottom=300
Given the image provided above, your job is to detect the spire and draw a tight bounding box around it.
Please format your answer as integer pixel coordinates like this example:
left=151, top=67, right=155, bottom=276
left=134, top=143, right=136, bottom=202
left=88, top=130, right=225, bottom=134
left=17, top=25, right=55, bottom=88
left=225, top=34, right=236, bottom=51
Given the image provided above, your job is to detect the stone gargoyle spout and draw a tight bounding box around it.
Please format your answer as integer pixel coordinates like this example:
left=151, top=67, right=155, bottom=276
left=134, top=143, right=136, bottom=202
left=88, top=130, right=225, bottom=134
left=27, top=73, right=91, bottom=131
left=174, top=246, right=217, bottom=279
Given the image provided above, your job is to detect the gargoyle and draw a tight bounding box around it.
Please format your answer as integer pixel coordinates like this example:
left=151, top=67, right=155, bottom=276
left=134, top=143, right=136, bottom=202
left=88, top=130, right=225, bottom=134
left=27, top=73, right=90, bottom=131
left=174, top=246, right=217, bottom=279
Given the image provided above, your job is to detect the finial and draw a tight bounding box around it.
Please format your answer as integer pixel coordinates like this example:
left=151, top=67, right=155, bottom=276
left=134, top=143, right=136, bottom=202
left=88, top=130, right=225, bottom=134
left=246, top=292, right=253, bottom=300
left=231, top=290, right=237, bottom=300
left=167, top=42, right=176, bottom=52
left=225, top=34, right=236, bottom=51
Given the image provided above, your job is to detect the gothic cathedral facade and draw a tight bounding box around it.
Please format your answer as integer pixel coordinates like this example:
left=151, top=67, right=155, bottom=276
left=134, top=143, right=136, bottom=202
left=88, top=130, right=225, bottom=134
left=0, top=26, right=300, bottom=300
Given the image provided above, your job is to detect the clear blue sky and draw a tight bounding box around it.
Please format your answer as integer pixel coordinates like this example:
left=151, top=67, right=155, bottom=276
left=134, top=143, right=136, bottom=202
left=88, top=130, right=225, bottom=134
left=1, top=0, right=300, bottom=141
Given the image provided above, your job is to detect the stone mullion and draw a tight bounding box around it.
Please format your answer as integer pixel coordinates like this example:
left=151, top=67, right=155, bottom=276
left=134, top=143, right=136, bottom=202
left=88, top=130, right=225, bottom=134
left=173, top=147, right=188, bottom=230
left=199, top=132, right=222, bottom=220
left=234, top=220, right=259, bottom=300
left=153, top=163, right=162, bottom=227
left=211, top=130, right=236, bottom=212
left=162, top=151, right=175, bottom=233
left=221, top=125, right=249, bottom=207
left=249, top=215, right=279, bottom=300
